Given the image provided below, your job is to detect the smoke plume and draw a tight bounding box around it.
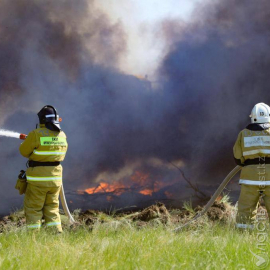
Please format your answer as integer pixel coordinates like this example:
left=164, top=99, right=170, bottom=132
left=158, top=0, right=270, bottom=182
left=1, top=0, right=270, bottom=214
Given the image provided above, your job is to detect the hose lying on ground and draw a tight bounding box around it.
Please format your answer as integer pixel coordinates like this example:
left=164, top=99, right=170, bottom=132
left=174, top=165, right=242, bottom=232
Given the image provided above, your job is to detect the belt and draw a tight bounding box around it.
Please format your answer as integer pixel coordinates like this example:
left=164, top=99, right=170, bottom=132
left=28, top=161, right=61, bottom=167
left=244, top=158, right=270, bottom=166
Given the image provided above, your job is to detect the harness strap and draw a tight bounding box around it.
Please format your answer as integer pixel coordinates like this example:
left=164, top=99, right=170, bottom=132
left=28, top=160, right=61, bottom=167
left=244, top=157, right=270, bottom=166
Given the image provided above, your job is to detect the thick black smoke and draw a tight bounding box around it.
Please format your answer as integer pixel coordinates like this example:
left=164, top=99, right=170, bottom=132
left=1, top=0, right=270, bottom=214
left=0, top=0, right=134, bottom=213
left=158, top=0, right=270, bottom=183
left=0, top=0, right=181, bottom=213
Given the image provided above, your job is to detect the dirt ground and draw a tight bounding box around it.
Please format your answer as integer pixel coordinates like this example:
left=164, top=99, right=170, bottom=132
left=0, top=200, right=263, bottom=232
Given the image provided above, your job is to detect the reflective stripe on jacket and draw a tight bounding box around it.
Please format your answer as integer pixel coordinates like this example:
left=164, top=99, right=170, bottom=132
left=233, top=125, right=270, bottom=183
left=19, top=125, right=68, bottom=187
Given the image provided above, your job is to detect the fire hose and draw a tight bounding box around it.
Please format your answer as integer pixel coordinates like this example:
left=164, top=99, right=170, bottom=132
left=20, top=133, right=75, bottom=224
left=174, top=165, right=242, bottom=232
left=59, top=184, right=75, bottom=224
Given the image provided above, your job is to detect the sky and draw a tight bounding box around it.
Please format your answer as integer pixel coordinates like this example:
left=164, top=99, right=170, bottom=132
left=96, top=0, right=201, bottom=78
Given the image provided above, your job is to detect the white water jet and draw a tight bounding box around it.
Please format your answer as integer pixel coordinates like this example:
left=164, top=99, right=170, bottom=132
left=0, top=129, right=20, bottom=139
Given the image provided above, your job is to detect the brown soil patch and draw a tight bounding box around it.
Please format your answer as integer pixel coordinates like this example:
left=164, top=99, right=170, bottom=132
left=132, top=202, right=171, bottom=223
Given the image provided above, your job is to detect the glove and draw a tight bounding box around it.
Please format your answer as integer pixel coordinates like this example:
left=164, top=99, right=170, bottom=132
left=15, top=170, right=27, bottom=195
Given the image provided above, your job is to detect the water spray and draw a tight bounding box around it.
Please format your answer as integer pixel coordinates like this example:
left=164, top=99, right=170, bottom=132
left=0, top=129, right=24, bottom=139
left=0, top=129, right=75, bottom=224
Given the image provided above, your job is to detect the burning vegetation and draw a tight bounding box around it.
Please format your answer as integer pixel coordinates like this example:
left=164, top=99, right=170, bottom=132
left=80, top=171, right=178, bottom=198
left=69, top=166, right=209, bottom=212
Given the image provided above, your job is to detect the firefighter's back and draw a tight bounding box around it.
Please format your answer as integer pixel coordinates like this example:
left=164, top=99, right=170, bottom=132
left=23, top=126, right=68, bottom=187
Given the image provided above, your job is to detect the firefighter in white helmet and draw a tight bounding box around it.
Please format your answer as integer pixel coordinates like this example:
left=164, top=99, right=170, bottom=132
left=234, top=102, right=270, bottom=229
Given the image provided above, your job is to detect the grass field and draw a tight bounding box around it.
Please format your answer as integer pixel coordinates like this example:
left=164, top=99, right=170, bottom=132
left=0, top=216, right=269, bottom=269
left=0, top=199, right=269, bottom=270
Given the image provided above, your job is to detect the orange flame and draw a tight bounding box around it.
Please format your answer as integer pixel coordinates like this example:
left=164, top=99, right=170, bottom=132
left=139, top=189, right=153, bottom=196
left=85, top=182, right=125, bottom=196
left=81, top=170, right=176, bottom=199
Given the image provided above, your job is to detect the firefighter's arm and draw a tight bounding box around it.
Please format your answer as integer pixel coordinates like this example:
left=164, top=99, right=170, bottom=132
left=233, top=132, right=245, bottom=166
left=19, top=131, right=38, bottom=158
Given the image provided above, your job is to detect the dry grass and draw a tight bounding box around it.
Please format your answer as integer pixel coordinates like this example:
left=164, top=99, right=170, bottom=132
left=0, top=199, right=268, bottom=269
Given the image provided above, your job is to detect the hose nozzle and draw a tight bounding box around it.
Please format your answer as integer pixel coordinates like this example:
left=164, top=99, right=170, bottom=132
left=20, top=134, right=27, bottom=140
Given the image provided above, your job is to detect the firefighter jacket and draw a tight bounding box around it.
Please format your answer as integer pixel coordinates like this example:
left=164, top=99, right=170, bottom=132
left=19, top=124, right=68, bottom=187
left=233, top=123, right=270, bottom=185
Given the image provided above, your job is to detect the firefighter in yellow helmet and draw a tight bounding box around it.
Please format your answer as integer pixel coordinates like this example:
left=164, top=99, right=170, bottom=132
left=19, top=105, right=68, bottom=232
left=234, top=102, right=270, bottom=229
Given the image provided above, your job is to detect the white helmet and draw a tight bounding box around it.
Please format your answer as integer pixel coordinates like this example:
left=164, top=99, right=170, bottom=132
left=250, top=103, right=270, bottom=123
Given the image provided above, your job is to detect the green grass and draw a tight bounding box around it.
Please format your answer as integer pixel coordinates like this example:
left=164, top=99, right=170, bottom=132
left=0, top=220, right=269, bottom=270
